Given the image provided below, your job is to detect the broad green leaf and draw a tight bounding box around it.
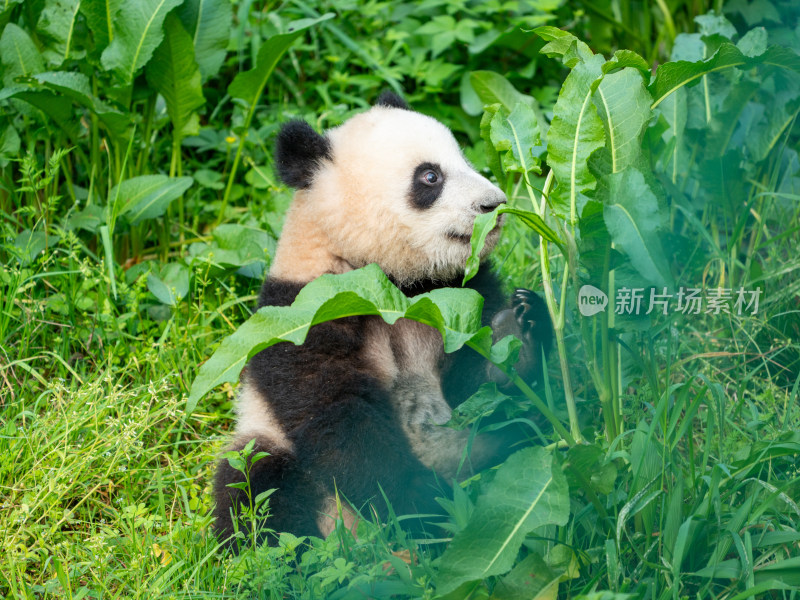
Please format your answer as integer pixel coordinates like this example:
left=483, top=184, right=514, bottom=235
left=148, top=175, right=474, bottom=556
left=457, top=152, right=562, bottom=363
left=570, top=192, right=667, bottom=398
left=100, top=0, right=183, bottom=83
left=594, top=68, right=652, bottom=173
left=601, top=169, right=673, bottom=288
left=178, top=0, right=232, bottom=81
left=228, top=14, right=334, bottom=106
left=650, top=42, right=800, bottom=110
left=436, top=446, right=569, bottom=595
left=80, top=0, right=122, bottom=52
left=6, top=90, right=76, bottom=134
left=112, top=175, right=194, bottom=225
left=146, top=13, right=205, bottom=138
left=147, top=263, right=190, bottom=306
left=566, top=443, right=618, bottom=495
left=546, top=54, right=606, bottom=221
left=489, top=102, right=542, bottom=175
left=469, top=71, right=533, bottom=113
left=0, top=23, right=45, bottom=86
left=37, top=0, right=83, bottom=66
left=706, top=79, right=759, bottom=157
left=490, top=553, right=560, bottom=600
left=186, top=264, right=496, bottom=413
left=31, top=71, right=131, bottom=140
left=654, top=86, right=688, bottom=183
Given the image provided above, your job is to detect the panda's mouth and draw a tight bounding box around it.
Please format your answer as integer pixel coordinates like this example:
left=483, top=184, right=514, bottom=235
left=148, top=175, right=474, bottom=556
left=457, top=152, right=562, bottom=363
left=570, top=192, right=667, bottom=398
left=447, top=219, right=503, bottom=245
left=446, top=231, right=473, bottom=244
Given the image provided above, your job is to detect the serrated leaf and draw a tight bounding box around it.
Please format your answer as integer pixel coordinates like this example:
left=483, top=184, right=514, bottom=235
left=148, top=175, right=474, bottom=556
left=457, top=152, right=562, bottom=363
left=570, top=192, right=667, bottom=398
left=112, top=175, right=194, bottom=225
left=436, top=447, right=569, bottom=595
left=186, top=264, right=496, bottom=414
left=600, top=169, right=674, bottom=288
left=178, top=0, right=232, bottom=81
left=80, top=0, right=122, bottom=52
left=594, top=68, right=652, bottom=173
left=0, top=23, right=45, bottom=86
left=100, top=0, right=183, bottom=83
left=37, top=0, right=82, bottom=66
left=146, top=13, right=205, bottom=138
left=228, top=14, right=334, bottom=106
left=546, top=54, right=606, bottom=220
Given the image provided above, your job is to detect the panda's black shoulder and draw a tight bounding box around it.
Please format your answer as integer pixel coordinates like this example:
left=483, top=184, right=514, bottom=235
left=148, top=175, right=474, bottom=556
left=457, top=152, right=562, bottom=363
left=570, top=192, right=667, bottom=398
left=258, top=278, right=305, bottom=308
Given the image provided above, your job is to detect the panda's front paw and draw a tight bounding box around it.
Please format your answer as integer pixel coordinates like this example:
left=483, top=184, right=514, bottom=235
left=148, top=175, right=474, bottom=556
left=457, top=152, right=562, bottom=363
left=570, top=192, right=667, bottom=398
left=488, top=289, right=552, bottom=386
left=510, top=289, right=552, bottom=354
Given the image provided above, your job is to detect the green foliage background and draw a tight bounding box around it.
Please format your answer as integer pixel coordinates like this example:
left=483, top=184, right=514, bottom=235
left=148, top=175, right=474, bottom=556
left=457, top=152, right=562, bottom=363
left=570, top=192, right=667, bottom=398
left=0, top=0, right=799, bottom=598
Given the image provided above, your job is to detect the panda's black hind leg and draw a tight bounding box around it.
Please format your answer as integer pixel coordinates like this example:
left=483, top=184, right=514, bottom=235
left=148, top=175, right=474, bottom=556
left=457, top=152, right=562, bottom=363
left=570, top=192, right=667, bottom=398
left=213, top=435, right=324, bottom=550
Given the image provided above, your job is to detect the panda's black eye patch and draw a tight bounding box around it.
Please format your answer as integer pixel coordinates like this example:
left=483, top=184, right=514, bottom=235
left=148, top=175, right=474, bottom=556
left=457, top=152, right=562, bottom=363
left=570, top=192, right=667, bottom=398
left=409, top=162, right=444, bottom=210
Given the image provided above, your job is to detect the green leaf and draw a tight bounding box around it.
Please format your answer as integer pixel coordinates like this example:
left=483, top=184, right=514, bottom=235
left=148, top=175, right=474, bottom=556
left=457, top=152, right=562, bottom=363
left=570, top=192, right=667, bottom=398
left=601, top=169, right=674, bottom=288
left=469, top=71, right=533, bottom=113
left=186, top=264, right=493, bottom=414
left=228, top=14, right=334, bottom=106
left=594, top=68, right=652, bottom=173
left=436, top=447, right=569, bottom=595
left=546, top=54, right=606, bottom=220
left=654, top=86, right=688, bottom=182
left=603, top=49, right=650, bottom=76
left=100, top=0, right=184, bottom=83
left=147, top=263, right=190, bottom=306
left=489, top=102, right=542, bottom=175
left=80, top=0, right=122, bottom=52
left=490, top=553, right=561, bottom=600
left=31, top=71, right=131, bottom=140
left=112, top=175, right=194, bottom=225
left=0, top=23, right=45, bottom=86
left=535, top=25, right=593, bottom=65
left=37, top=0, right=83, bottom=66
left=649, top=42, right=800, bottom=111
left=464, top=206, right=563, bottom=285
left=145, top=13, right=205, bottom=138
left=479, top=104, right=506, bottom=187
left=177, top=0, right=232, bottom=81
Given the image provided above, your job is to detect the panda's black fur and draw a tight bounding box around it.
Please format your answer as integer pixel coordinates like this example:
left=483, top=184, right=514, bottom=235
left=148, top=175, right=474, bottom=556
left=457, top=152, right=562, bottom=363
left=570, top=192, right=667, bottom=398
left=213, top=93, right=552, bottom=546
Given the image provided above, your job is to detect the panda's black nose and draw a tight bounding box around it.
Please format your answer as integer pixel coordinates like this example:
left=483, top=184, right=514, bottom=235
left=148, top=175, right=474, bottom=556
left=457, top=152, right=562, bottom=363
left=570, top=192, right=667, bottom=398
left=479, top=196, right=506, bottom=213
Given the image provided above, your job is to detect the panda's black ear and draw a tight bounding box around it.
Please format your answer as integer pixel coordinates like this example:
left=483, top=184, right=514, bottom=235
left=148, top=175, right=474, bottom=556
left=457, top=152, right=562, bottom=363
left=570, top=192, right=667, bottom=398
left=275, top=120, right=332, bottom=189
left=375, top=90, right=410, bottom=111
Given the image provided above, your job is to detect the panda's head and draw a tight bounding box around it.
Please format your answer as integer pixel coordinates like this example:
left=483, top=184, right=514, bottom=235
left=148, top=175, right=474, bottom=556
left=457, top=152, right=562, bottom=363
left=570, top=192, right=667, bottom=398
left=269, top=92, right=506, bottom=286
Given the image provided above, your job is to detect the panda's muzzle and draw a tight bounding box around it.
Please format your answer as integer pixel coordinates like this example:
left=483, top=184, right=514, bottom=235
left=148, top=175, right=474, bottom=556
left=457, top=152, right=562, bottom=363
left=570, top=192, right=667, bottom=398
left=478, top=196, right=506, bottom=213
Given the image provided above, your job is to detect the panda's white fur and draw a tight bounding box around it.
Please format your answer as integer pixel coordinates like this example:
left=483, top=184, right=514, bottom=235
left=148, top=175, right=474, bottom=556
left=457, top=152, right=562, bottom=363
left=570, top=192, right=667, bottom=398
left=213, top=93, right=551, bottom=546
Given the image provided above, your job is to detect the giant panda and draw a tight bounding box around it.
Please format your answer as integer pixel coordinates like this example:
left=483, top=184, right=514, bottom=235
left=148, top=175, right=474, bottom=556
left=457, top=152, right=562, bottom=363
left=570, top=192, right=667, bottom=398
left=213, top=92, right=552, bottom=546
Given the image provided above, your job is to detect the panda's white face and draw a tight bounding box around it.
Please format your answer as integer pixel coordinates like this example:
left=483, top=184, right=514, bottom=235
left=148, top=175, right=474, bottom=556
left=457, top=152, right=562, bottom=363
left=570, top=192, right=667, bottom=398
left=270, top=105, right=506, bottom=285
